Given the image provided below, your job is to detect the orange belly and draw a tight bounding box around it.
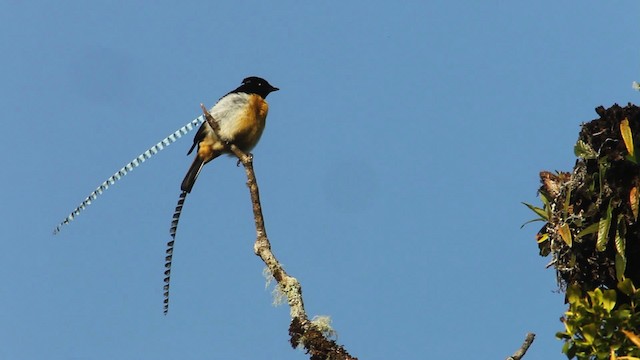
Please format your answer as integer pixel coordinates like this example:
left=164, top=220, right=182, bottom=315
left=233, top=94, right=269, bottom=151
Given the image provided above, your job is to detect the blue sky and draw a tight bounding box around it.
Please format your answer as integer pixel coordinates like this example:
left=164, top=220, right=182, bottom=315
left=1, top=1, right=639, bottom=359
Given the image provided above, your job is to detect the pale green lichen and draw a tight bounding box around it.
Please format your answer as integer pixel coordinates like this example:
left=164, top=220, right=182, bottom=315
left=262, top=266, right=286, bottom=306
left=311, top=315, right=337, bottom=340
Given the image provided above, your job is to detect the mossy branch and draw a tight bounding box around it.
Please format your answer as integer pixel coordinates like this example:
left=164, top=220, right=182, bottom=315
left=201, top=105, right=358, bottom=360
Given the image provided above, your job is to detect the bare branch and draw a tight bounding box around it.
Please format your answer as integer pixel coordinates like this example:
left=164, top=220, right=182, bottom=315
left=506, top=333, right=535, bottom=360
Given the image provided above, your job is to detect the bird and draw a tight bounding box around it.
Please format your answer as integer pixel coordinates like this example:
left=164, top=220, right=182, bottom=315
left=164, top=76, right=279, bottom=314
left=180, top=76, right=279, bottom=192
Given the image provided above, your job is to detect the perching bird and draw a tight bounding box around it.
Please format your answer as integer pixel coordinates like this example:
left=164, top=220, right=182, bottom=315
left=180, top=76, right=279, bottom=192
left=164, top=76, right=279, bottom=314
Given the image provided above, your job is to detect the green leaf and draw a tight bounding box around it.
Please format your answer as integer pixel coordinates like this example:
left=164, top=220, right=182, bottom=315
left=602, top=289, right=616, bottom=312
left=591, top=288, right=604, bottom=307
left=616, top=253, right=627, bottom=282
left=612, top=308, right=631, bottom=321
left=577, top=222, right=600, bottom=239
left=596, top=202, right=613, bottom=252
left=599, top=161, right=610, bottom=197
left=615, top=218, right=627, bottom=256
left=536, top=233, right=549, bottom=243
left=559, top=223, right=573, bottom=247
left=520, top=218, right=544, bottom=229
left=621, top=118, right=636, bottom=162
left=631, top=186, right=639, bottom=220
left=597, top=217, right=611, bottom=252
left=595, top=349, right=610, bottom=359
left=564, top=320, right=575, bottom=336
left=540, top=192, right=550, bottom=207
left=575, top=140, right=597, bottom=159
left=522, top=202, right=548, bottom=220
left=582, top=323, right=597, bottom=344
left=618, top=278, right=636, bottom=296
left=615, top=217, right=627, bottom=282
left=567, top=284, right=582, bottom=304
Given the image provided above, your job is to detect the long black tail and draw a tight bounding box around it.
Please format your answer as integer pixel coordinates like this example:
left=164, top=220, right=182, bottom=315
left=181, top=156, right=205, bottom=193
left=164, top=190, right=188, bottom=315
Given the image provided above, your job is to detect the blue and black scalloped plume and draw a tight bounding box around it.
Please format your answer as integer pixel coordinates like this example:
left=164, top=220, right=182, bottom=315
left=53, top=116, right=205, bottom=234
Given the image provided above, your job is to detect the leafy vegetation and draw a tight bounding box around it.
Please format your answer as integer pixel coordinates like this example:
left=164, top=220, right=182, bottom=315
left=557, top=281, right=640, bottom=359
left=526, top=104, right=640, bottom=359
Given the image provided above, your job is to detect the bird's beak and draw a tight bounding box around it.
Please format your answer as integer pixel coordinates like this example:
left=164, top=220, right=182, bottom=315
left=271, top=86, right=279, bottom=92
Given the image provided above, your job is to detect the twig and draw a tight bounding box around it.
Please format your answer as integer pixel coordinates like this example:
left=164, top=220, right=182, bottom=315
left=506, top=333, right=535, bottom=360
left=201, top=105, right=358, bottom=360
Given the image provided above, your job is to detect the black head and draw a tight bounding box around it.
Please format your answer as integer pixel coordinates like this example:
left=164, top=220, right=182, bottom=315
left=233, top=76, right=279, bottom=98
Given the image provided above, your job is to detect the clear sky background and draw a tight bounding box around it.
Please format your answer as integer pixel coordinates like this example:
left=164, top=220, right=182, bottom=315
left=1, top=1, right=639, bottom=359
